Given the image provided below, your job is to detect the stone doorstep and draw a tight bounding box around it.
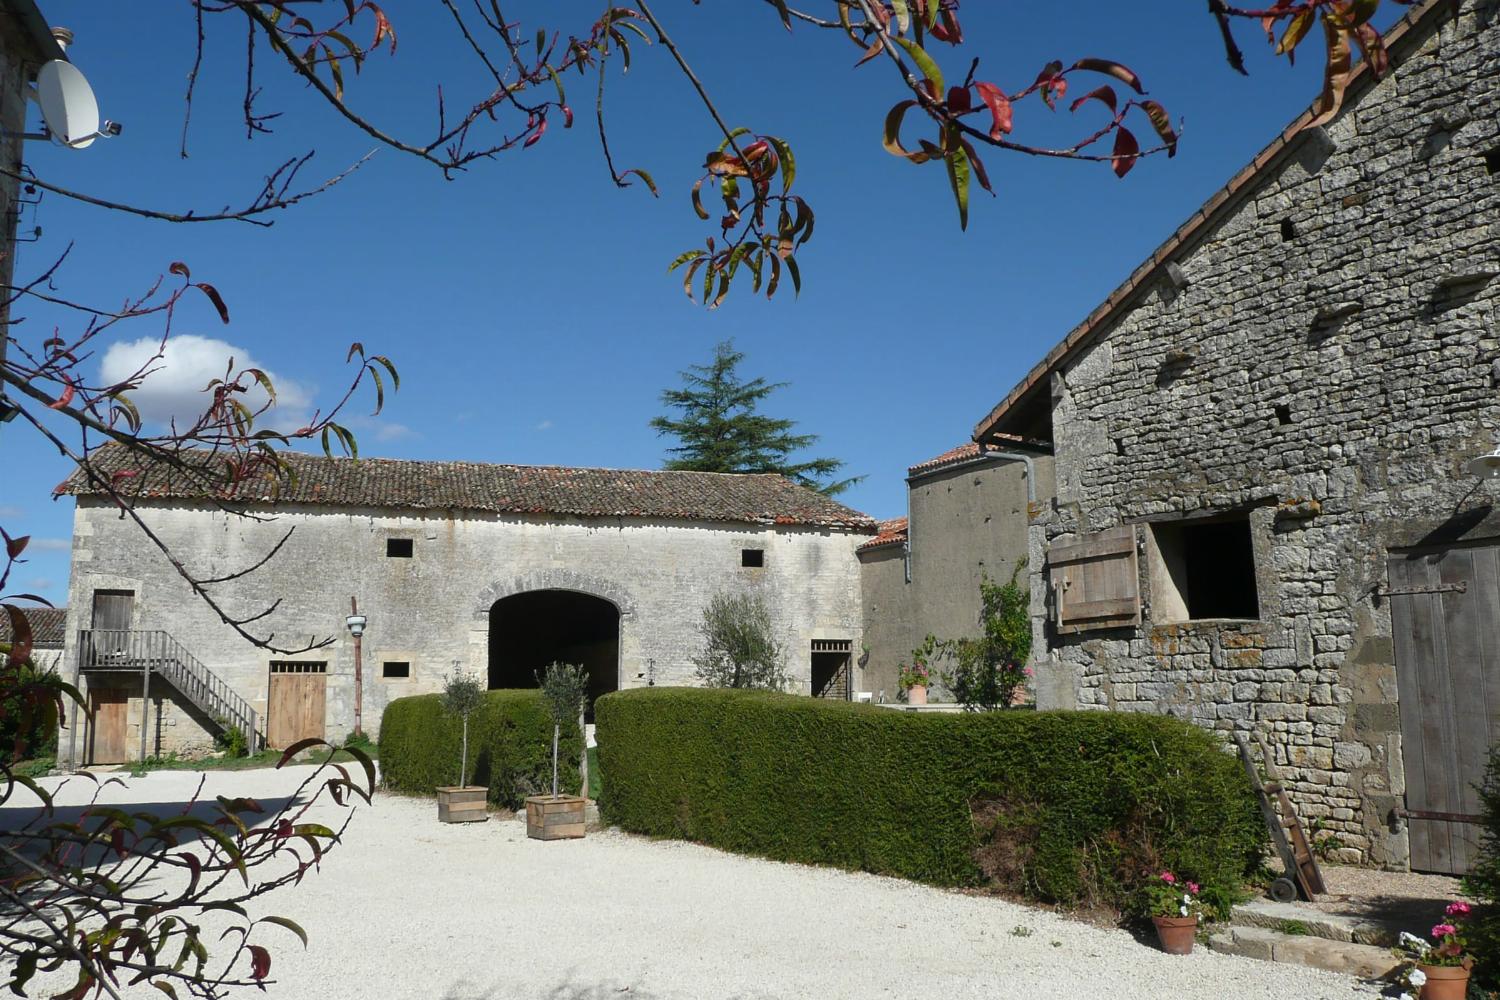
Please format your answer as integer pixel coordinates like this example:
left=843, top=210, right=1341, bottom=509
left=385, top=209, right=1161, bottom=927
left=1231, top=899, right=1399, bottom=947
left=1208, top=926, right=1400, bottom=980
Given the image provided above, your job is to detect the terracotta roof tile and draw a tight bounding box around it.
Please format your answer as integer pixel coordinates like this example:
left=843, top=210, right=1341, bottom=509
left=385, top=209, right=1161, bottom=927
left=0, top=606, right=67, bottom=648
left=60, top=445, right=878, bottom=532
left=857, top=517, right=908, bottom=553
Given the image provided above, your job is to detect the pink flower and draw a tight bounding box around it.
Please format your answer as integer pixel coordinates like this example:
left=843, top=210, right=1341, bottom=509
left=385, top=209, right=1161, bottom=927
left=1187, top=882, right=1201, bottom=895
left=1024, top=666, right=1034, bottom=677
left=1446, top=902, right=1472, bottom=919
left=1160, top=871, right=1176, bottom=885
left=1431, top=923, right=1457, bottom=939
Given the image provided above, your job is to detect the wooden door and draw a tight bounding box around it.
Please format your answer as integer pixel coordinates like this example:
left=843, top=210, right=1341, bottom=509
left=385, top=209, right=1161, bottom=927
left=89, top=589, right=134, bottom=662
left=1388, top=544, right=1500, bottom=874
left=88, top=686, right=130, bottom=764
left=267, top=663, right=327, bottom=748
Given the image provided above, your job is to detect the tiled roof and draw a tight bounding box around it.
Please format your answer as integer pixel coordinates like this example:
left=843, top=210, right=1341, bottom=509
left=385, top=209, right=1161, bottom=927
left=0, top=606, right=67, bottom=648
left=972, top=0, right=1449, bottom=442
left=59, top=445, right=878, bottom=532
left=908, top=443, right=990, bottom=476
left=857, top=517, right=908, bottom=553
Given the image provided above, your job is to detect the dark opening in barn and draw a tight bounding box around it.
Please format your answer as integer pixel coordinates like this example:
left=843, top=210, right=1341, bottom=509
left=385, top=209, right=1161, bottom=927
left=488, top=590, right=619, bottom=717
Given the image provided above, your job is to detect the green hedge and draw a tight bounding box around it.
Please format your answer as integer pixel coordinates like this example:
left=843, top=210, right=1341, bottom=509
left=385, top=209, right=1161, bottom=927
left=379, top=690, right=583, bottom=808
left=596, top=688, right=1264, bottom=911
left=1464, top=745, right=1500, bottom=989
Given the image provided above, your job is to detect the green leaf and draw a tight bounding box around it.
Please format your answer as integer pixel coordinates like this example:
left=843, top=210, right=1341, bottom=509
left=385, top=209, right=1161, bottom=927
left=766, top=136, right=795, bottom=193
left=667, top=249, right=707, bottom=272
left=890, top=0, right=911, bottom=33
left=945, top=139, right=971, bottom=230
left=258, top=916, right=310, bottom=949
left=895, top=37, right=944, bottom=94
left=715, top=126, right=753, bottom=154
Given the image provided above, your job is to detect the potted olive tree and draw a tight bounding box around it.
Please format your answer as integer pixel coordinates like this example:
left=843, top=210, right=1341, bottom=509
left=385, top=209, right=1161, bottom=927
left=525, top=661, right=589, bottom=841
left=435, top=670, right=488, bottom=823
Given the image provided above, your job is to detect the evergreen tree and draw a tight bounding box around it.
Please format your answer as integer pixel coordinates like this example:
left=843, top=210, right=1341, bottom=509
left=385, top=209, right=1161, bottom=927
left=651, top=340, right=859, bottom=496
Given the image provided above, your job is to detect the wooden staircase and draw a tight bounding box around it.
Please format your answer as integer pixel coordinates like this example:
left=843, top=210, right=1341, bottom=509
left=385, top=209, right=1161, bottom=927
left=77, top=629, right=263, bottom=756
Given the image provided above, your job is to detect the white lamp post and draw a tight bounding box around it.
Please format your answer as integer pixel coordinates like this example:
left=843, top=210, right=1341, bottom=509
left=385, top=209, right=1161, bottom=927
left=346, top=599, right=367, bottom=737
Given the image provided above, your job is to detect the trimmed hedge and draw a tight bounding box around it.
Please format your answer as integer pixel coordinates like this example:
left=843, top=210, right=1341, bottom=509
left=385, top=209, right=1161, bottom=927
left=1463, top=745, right=1500, bottom=989
left=379, top=689, right=583, bottom=807
left=596, top=688, right=1264, bottom=912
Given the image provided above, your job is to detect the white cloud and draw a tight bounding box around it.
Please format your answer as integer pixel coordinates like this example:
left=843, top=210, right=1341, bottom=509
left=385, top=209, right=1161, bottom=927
left=0, top=505, right=22, bottom=519
left=26, top=578, right=56, bottom=593
left=535, top=419, right=553, bottom=432
left=100, top=335, right=313, bottom=432
left=27, top=538, right=70, bottom=552
left=374, top=422, right=416, bottom=442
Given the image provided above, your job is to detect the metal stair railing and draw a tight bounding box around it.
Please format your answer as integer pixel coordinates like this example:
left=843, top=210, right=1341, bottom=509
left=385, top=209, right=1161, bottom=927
left=77, top=629, right=262, bottom=755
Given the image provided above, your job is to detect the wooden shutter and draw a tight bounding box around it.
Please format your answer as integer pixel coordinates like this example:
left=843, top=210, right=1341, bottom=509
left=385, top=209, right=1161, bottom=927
left=1048, top=526, right=1141, bottom=634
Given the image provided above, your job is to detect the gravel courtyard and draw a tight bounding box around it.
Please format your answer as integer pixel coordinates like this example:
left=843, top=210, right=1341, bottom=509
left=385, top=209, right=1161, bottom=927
left=8, top=764, right=1383, bottom=1000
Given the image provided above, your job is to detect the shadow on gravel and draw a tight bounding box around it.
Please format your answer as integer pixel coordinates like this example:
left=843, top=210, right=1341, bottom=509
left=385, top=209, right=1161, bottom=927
left=440, top=980, right=766, bottom=1000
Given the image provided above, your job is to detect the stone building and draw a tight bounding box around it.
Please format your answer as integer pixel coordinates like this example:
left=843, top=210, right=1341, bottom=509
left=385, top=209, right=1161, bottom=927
left=56, top=446, right=873, bottom=765
left=971, top=0, right=1500, bottom=873
left=858, top=443, right=1051, bottom=701
left=0, top=606, right=66, bottom=672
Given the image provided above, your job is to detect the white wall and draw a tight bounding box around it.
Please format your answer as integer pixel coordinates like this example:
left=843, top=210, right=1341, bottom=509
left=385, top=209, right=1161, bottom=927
left=60, top=498, right=866, bottom=761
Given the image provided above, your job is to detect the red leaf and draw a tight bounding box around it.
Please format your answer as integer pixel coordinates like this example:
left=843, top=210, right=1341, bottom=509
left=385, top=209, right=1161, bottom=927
left=523, top=116, right=547, bottom=147
left=195, top=283, right=230, bottom=324
left=946, top=85, right=971, bottom=114
left=49, top=382, right=76, bottom=410
left=248, top=945, right=271, bottom=981
left=5, top=532, right=28, bottom=559
left=561, top=105, right=574, bottom=128
left=974, top=83, right=1012, bottom=137
left=169, top=261, right=190, bottom=279
left=4, top=605, right=33, bottom=667
left=1068, top=85, right=1118, bottom=115
left=1111, top=126, right=1140, bottom=178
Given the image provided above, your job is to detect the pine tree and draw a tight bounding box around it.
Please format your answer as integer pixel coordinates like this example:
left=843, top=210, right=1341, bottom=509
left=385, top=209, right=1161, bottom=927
left=651, top=340, right=859, bottom=496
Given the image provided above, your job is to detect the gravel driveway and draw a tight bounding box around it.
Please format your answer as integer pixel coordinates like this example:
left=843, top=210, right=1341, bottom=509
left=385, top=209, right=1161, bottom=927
left=8, top=765, right=1383, bottom=1000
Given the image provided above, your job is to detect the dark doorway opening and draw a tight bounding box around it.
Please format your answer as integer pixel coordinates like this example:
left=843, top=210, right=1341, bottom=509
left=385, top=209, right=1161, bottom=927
left=488, top=590, right=620, bottom=717
left=811, top=639, right=852, bottom=700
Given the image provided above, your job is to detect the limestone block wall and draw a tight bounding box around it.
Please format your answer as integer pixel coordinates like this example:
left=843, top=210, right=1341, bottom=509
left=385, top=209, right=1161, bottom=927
left=1029, top=0, right=1499, bottom=869
left=60, top=498, right=866, bottom=763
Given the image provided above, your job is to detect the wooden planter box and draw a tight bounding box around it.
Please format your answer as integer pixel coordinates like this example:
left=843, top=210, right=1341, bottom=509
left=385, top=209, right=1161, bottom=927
left=436, top=786, right=488, bottom=824
left=525, top=794, right=586, bottom=840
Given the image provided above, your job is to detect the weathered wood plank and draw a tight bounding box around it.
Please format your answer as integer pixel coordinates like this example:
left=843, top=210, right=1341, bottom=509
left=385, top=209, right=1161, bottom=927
left=1390, top=555, right=1435, bottom=872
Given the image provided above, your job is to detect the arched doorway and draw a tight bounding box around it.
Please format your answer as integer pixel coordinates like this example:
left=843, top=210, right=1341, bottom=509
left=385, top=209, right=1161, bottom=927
left=488, top=590, right=620, bottom=714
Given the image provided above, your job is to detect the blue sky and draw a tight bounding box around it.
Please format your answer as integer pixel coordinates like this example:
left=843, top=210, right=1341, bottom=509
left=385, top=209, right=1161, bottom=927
left=1, top=2, right=1398, bottom=607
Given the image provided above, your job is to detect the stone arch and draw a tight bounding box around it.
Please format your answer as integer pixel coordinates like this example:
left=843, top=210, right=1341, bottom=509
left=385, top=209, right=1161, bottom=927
left=473, top=569, right=636, bottom=621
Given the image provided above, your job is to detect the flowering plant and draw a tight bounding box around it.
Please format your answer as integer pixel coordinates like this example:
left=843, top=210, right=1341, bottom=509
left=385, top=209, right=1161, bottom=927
left=896, top=661, right=932, bottom=691
left=898, top=635, right=939, bottom=692
left=1140, top=870, right=1206, bottom=921
left=1392, top=902, right=1474, bottom=996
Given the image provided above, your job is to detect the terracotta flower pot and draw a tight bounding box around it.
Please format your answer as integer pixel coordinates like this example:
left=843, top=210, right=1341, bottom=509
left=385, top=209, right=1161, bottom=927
left=1152, top=915, right=1197, bottom=955
left=907, top=684, right=928, bottom=706
left=1416, top=963, right=1470, bottom=1000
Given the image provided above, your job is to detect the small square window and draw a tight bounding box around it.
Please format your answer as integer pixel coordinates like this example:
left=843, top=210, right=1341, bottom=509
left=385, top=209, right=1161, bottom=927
left=1484, top=147, right=1500, bottom=176
left=741, top=548, right=765, bottom=568
left=381, top=661, right=411, bottom=679
left=1147, top=515, right=1260, bottom=622
left=386, top=538, right=413, bottom=558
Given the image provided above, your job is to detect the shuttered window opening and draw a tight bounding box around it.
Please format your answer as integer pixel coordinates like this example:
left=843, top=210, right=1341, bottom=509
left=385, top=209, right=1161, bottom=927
left=1147, top=514, right=1260, bottom=622
left=1048, top=526, right=1142, bottom=634
left=269, top=661, right=328, bottom=674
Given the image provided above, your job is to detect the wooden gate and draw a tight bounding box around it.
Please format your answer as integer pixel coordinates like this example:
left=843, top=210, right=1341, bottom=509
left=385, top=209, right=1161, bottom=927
left=267, top=662, right=327, bottom=749
left=1388, top=543, right=1500, bottom=874
left=88, top=685, right=130, bottom=764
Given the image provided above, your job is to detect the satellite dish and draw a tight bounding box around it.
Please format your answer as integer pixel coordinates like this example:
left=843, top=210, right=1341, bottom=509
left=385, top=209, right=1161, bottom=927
left=34, top=59, right=98, bottom=148
left=1466, top=450, right=1500, bottom=479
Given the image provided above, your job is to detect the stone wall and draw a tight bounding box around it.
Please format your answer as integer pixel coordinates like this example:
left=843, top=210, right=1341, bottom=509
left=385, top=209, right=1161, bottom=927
left=1027, top=0, right=1499, bottom=869
left=60, top=498, right=867, bottom=763
left=860, top=455, right=1051, bottom=700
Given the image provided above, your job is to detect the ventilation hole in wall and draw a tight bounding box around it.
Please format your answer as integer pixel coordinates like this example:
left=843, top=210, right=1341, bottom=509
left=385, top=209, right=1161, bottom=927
left=1114, top=437, right=1126, bottom=456
left=1485, top=147, right=1500, bottom=176
left=741, top=548, right=765, bottom=568
left=1275, top=404, right=1293, bottom=426
left=1279, top=218, right=1297, bottom=242
left=381, top=661, right=410, bottom=679
left=386, top=537, right=413, bottom=558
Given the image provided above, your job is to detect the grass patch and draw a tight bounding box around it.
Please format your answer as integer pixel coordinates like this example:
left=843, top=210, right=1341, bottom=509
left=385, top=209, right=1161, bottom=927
left=126, top=743, right=378, bottom=776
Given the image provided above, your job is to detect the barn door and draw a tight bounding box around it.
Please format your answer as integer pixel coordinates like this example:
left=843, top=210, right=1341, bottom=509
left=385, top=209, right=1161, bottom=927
left=1388, top=544, right=1500, bottom=874
left=267, top=662, right=327, bottom=749
left=1048, top=526, right=1142, bottom=634
left=90, top=590, right=134, bottom=660
left=88, top=685, right=130, bottom=764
